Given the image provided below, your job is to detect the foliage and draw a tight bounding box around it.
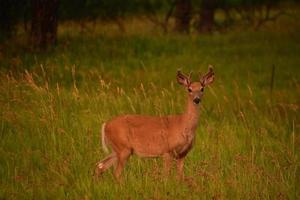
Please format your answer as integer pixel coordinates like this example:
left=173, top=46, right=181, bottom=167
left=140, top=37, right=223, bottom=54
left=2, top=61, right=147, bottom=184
left=58, top=0, right=170, bottom=20
left=1, top=0, right=295, bottom=39
left=0, top=0, right=30, bottom=40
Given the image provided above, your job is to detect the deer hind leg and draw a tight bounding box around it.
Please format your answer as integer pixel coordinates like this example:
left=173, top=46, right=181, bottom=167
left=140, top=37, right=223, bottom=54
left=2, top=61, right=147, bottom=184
left=176, top=158, right=185, bottom=180
left=114, top=149, right=131, bottom=181
left=95, top=153, right=117, bottom=177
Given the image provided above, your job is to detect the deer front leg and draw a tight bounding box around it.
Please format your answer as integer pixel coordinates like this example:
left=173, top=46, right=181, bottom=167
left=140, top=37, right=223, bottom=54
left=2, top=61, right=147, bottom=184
left=163, top=153, right=173, bottom=177
left=176, top=158, right=185, bottom=180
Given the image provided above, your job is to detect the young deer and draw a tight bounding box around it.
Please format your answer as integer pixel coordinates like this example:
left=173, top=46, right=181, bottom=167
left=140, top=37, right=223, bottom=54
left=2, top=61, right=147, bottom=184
left=95, top=66, right=215, bottom=180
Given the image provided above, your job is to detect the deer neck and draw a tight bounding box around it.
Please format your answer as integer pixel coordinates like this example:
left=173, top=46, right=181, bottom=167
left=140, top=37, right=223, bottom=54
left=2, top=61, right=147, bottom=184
left=181, top=96, right=200, bottom=134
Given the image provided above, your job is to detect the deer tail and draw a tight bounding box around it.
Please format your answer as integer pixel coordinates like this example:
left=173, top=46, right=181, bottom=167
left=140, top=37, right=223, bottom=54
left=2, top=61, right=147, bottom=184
left=101, top=123, right=109, bottom=153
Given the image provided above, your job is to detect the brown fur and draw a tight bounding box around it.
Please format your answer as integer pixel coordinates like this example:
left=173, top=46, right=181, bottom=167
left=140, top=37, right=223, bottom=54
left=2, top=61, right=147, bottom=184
left=95, top=66, right=214, bottom=181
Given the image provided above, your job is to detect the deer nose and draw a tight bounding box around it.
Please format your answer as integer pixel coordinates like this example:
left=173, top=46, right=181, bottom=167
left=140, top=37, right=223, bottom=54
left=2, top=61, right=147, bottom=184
left=193, top=97, right=201, bottom=104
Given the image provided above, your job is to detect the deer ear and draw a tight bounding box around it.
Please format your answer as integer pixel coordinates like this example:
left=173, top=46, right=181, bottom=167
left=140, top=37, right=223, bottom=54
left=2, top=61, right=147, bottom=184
left=177, top=70, right=191, bottom=87
left=200, top=65, right=215, bottom=86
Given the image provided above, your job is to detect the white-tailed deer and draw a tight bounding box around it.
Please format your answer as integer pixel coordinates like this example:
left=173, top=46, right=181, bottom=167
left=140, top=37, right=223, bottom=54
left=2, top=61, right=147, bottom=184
left=95, top=66, right=215, bottom=180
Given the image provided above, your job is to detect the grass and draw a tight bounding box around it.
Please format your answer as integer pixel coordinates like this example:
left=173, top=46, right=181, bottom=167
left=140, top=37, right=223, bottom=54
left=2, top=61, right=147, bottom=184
left=0, top=11, right=300, bottom=199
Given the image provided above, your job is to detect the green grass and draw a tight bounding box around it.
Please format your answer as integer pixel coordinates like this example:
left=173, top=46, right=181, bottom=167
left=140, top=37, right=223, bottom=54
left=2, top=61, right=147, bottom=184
left=0, top=14, right=300, bottom=199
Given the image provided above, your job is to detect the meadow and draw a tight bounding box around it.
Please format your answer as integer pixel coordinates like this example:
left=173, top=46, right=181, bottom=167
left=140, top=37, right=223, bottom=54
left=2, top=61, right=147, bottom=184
left=0, top=10, right=300, bottom=199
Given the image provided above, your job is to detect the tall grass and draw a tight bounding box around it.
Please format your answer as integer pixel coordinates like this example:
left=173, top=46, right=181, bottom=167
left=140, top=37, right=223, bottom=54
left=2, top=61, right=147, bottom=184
left=0, top=12, right=299, bottom=199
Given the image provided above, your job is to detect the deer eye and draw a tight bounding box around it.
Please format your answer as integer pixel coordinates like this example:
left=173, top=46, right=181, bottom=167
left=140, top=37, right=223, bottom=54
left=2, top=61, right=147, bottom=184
left=200, top=88, right=204, bottom=92
left=188, top=88, right=192, bottom=92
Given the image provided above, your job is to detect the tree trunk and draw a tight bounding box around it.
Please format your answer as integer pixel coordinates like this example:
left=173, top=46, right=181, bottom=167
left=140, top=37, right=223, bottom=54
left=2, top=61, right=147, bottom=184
left=0, top=1, right=15, bottom=39
left=197, top=0, right=216, bottom=33
left=30, top=0, right=59, bottom=49
left=174, top=0, right=191, bottom=33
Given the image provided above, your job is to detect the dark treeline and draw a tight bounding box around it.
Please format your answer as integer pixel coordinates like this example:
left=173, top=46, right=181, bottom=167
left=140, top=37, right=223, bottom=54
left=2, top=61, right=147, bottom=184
left=0, top=0, right=296, bottom=49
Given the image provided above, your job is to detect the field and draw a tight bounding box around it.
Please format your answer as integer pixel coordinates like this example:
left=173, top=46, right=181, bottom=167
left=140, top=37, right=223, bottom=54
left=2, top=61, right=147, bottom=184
left=0, top=10, right=300, bottom=200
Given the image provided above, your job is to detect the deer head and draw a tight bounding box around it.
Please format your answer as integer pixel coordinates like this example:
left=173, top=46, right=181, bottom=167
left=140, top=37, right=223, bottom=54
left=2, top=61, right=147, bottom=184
left=177, top=65, right=215, bottom=105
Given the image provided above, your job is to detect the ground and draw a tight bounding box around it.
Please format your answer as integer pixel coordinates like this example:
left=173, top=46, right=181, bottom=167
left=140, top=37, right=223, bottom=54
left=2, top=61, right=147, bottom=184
left=0, top=9, right=299, bottom=200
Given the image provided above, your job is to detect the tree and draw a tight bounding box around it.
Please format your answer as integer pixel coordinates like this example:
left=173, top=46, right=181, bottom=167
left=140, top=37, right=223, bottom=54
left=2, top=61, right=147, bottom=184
left=174, top=0, right=192, bottom=33
left=30, top=0, right=59, bottom=49
left=196, top=0, right=218, bottom=33
left=0, top=0, right=29, bottom=41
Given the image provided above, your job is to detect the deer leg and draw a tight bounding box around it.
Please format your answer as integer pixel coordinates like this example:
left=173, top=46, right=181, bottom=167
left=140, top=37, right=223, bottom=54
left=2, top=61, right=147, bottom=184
left=176, top=158, right=185, bottom=180
left=95, top=153, right=117, bottom=177
left=163, top=153, right=173, bottom=177
left=114, top=149, right=131, bottom=181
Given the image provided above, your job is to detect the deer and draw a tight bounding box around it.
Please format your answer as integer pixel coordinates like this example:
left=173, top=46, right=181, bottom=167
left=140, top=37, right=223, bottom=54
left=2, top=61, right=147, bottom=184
left=95, top=66, right=215, bottom=181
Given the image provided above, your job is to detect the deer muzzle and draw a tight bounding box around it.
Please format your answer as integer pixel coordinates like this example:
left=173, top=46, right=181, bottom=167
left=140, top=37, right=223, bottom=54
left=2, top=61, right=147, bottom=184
left=193, top=97, right=201, bottom=104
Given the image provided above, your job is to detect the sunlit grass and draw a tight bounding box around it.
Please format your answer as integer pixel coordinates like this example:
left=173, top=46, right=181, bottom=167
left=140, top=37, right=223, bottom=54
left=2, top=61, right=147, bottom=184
left=0, top=11, right=299, bottom=199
